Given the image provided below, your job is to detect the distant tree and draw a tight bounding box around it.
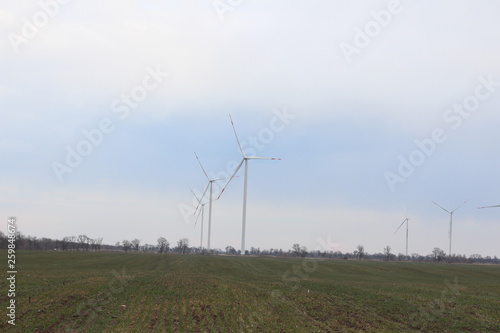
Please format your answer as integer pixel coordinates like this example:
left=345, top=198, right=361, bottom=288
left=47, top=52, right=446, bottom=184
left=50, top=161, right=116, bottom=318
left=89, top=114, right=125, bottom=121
left=177, top=238, right=190, bottom=254
left=68, top=236, right=77, bottom=250
left=131, top=239, right=141, bottom=252
left=157, top=237, right=169, bottom=254
left=292, top=244, right=301, bottom=257
left=122, top=240, right=132, bottom=253
left=384, top=245, right=391, bottom=261
left=95, top=237, right=103, bottom=251
left=61, top=236, right=70, bottom=251
left=78, top=235, right=88, bottom=251
left=432, top=247, right=446, bottom=263
left=226, top=246, right=236, bottom=255
left=300, top=246, right=308, bottom=258
left=357, top=245, right=365, bottom=260
left=90, top=238, right=97, bottom=251
left=468, top=253, right=483, bottom=264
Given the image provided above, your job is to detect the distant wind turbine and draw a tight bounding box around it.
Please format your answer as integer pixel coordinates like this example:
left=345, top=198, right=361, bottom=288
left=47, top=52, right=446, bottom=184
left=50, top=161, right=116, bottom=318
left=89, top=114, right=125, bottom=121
left=478, top=204, right=500, bottom=209
left=190, top=188, right=210, bottom=249
left=432, top=200, right=468, bottom=257
left=394, top=203, right=410, bottom=257
left=193, top=152, right=229, bottom=251
left=217, top=115, right=281, bottom=255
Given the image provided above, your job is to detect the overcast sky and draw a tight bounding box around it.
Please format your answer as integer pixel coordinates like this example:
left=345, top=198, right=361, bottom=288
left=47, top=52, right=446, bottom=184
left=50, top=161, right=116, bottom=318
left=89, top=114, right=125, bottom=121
left=1, top=0, right=499, bottom=257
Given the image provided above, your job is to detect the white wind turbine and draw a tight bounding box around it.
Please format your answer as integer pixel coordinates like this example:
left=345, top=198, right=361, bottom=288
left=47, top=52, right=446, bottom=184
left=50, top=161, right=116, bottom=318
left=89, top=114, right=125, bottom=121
left=190, top=188, right=208, bottom=249
left=217, top=115, right=281, bottom=255
left=394, top=204, right=410, bottom=257
left=193, top=152, right=230, bottom=251
left=432, top=200, right=468, bottom=257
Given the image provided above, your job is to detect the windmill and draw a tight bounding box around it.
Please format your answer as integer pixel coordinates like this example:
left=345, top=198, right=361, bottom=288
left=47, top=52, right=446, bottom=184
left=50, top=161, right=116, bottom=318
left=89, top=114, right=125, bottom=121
left=432, top=200, right=468, bottom=257
left=394, top=204, right=410, bottom=257
left=478, top=204, right=500, bottom=209
left=217, top=115, right=281, bottom=255
left=190, top=188, right=208, bottom=249
left=193, top=152, right=230, bottom=251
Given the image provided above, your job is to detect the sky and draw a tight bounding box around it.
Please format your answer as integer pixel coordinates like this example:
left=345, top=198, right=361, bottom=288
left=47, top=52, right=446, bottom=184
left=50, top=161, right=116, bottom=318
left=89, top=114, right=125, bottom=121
left=1, top=0, right=500, bottom=257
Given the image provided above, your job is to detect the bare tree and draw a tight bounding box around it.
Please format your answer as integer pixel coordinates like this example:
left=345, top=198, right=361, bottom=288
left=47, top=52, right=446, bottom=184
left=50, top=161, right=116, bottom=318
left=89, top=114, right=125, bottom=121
left=68, top=236, right=77, bottom=250
left=78, top=235, right=88, bottom=251
left=357, top=245, right=365, bottom=260
left=177, top=238, right=189, bottom=254
left=157, top=237, right=169, bottom=254
left=384, top=245, right=391, bottom=261
left=300, top=246, right=308, bottom=258
left=131, top=239, right=141, bottom=252
left=122, top=240, right=132, bottom=253
left=292, top=243, right=301, bottom=257
left=432, top=247, right=446, bottom=263
left=90, top=238, right=97, bottom=251
left=96, top=237, right=103, bottom=251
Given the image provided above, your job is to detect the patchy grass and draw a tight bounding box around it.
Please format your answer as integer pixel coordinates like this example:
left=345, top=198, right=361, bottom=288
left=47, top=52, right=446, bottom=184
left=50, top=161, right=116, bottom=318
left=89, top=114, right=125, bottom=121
left=1, top=251, right=499, bottom=332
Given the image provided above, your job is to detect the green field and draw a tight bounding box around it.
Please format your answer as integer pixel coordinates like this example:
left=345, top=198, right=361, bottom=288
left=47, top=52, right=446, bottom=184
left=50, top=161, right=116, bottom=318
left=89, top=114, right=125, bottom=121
left=1, top=251, right=499, bottom=332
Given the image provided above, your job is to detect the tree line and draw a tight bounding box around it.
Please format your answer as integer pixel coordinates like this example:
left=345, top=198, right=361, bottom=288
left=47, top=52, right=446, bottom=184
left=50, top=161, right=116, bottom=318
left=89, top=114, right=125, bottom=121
left=0, top=232, right=497, bottom=264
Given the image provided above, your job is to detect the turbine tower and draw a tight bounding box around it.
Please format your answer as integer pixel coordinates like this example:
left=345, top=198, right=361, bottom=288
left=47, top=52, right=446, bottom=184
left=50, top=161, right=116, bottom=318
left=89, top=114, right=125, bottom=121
left=432, top=200, right=468, bottom=257
left=394, top=204, right=410, bottom=257
left=218, top=115, right=281, bottom=255
left=193, top=152, right=228, bottom=251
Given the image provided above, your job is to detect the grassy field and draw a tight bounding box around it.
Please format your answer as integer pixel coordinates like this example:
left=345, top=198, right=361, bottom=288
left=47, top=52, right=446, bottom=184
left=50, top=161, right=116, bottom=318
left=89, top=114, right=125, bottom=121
left=0, top=251, right=499, bottom=332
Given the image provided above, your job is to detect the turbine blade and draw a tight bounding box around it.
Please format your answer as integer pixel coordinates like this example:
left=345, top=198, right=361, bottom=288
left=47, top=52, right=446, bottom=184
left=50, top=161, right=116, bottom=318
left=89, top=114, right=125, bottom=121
left=478, top=204, right=500, bottom=209
left=229, top=114, right=245, bottom=157
left=451, top=199, right=469, bottom=213
left=217, top=159, right=244, bottom=200
left=211, top=175, right=239, bottom=182
left=193, top=206, right=202, bottom=228
left=194, top=152, right=210, bottom=180
left=194, top=183, right=210, bottom=214
left=189, top=187, right=201, bottom=203
left=401, top=201, right=408, bottom=219
left=432, top=201, right=450, bottom=213
left=394, top=219, right=406, bottom=235
left=246, top=157, right=282, bottom=160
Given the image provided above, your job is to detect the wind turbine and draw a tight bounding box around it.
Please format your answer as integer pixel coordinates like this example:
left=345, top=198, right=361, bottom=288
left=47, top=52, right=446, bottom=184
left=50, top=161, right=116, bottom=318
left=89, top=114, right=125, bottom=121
left=217, top=115, right=281, bottom=255
left=190, top=188, right=207, bottom=249
left=193, top=152, right=230, bottom=251
left=394, top=204, right=410, bottom=257
left=478, top=204, right=500, bottom=209
left=432, top=200, right=468, bottom=257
